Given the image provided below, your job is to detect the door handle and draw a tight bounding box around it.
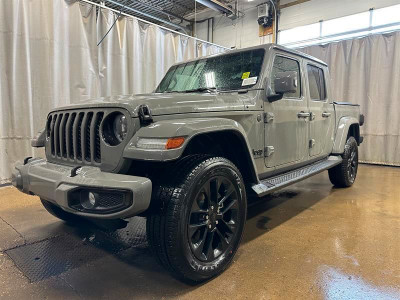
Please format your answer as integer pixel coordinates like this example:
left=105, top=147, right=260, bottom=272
left=322, top=112, right=331, bottom=118
left=297, top=111, right=311, bottom=118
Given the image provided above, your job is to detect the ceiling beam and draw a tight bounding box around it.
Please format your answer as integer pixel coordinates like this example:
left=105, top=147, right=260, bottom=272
left=126, top=0, right=193, bottom=24
left=106, top=0, right=189, bottom=32
left=279, top=0, right=311, bottom=9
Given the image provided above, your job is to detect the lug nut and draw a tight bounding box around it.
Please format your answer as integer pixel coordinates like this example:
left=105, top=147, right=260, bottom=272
left=206, top=215, right=209, bottom=220
left=211, top=206, right=214, bottom=210
left=216, top=221, right=218, bottom=225
left=208, top=224, right=212, bottom=229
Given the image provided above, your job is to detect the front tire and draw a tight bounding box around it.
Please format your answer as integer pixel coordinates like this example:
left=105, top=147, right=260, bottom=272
left=328, top=136, right=359, bottom=187
left=146, top=155, right=247, bottom=283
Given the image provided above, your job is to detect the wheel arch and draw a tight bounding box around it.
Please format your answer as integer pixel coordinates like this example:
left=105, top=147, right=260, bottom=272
left=123, top=118, right=259, bottom=185
left=332, top=117, right=360, bottom=154
left=182, top=130, right=258, bottom=184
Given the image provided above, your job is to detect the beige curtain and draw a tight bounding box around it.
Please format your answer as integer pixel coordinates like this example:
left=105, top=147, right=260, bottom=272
left=0, top=0, right=226, bottom=184
left=300, top=32, right=400, bottom=166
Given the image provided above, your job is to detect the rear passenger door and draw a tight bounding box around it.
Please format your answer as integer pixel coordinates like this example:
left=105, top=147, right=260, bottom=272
left=306, top=64, right=334, bottom=157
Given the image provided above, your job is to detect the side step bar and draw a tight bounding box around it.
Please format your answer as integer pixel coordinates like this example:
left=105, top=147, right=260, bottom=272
left=252, top=156, right=342, bottom=197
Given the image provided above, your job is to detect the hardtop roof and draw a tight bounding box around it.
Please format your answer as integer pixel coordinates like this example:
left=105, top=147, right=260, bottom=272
left=172, top=43, right=327, bottom=67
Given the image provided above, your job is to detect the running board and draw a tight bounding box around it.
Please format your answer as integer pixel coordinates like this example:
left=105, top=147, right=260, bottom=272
left=252, top=156, right=342, bottom=197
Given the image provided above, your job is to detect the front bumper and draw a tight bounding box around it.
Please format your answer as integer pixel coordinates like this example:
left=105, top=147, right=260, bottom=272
left=12, top=158, right=152, bottom=219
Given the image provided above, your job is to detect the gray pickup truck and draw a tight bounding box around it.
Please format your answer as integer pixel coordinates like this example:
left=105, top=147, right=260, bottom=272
left=12, top=44, right=364, bottom=283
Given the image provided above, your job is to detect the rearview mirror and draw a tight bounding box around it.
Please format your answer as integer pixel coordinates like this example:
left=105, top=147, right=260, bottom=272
left=267, top=71, right=298, bottom=102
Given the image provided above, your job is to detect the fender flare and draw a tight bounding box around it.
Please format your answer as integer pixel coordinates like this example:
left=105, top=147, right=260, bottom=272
left=332, top=116, right=360, bottom=154
left=123, top=117, right=259, bottom=182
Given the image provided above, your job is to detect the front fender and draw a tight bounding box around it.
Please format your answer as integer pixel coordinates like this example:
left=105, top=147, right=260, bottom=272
left=123, top=117, right=258, bottom=179
left=332, top=117, right=359, bottom=154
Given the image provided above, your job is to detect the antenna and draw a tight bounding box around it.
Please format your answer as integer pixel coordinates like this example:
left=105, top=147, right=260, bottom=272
left=97, top=0, right=128, bottom=46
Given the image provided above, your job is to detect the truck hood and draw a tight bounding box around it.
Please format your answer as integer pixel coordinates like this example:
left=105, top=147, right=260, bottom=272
left=51, top=92, right=247, bottom=117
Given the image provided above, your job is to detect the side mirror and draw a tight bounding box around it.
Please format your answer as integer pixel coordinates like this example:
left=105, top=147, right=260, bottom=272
left=267, top=71, right=298, bottom=102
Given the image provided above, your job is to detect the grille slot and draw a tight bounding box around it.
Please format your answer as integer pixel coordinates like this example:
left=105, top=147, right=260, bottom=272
left=76, top=113, right=84, bottom=161
left=67, top=113, right=76, bottom=159
left=50, top=115, right=56, bottom=155
left=54, top=114, right=63, bottom=157
left=47, top=110, right=105, bottom=165
left=84, top=112, right=94, bottom=162
left=60, top=113, right=69, bottom=158
left=94, top=112, right=104, bottom=163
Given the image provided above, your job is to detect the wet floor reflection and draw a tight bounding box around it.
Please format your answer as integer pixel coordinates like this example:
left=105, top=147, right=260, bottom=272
left=319, top=266, right=400, bottom=300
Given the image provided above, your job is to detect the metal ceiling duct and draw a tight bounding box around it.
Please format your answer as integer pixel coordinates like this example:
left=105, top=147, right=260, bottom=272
left=195, top=0, right=234, bottom=15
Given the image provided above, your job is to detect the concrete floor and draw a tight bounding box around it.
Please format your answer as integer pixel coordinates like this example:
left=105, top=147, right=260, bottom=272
left=1, top=164, right=400, bottom=299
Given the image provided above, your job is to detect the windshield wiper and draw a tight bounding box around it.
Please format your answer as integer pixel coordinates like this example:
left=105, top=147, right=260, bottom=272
left=183, top=87, right=218, bottom=93
left=163, top=87, right=264, bottom=94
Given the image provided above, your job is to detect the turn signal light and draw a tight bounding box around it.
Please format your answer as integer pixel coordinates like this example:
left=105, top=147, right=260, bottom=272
left=166, top=137, right=185, bottom=149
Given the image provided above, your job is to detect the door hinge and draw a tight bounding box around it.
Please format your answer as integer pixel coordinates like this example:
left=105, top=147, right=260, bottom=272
left=309, top=139, right=315, bottom=148
left=264, top=146, right=275, bottom=157
left=264, top=112, right=274, bottom=123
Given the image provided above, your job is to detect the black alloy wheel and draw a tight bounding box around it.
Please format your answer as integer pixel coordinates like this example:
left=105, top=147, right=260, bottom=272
left=328, top=136, right=359, bottom=187
left=188, top=176, right=239, bottom=262
left=347, top=146, right=358, bottom=183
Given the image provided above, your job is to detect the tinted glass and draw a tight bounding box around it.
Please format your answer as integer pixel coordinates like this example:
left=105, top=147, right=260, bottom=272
left=156, top=49, right=265, bottom=93
left=307, top=65, right=326, bottom=100
left=271, top=56, right=301, bottom=98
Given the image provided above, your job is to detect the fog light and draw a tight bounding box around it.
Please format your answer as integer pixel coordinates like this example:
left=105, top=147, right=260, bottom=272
left=69, top=189, right=133, bottom=214
left=81, top=191, right=97, bottom=209
left=88, top=192, right=96, bottom=206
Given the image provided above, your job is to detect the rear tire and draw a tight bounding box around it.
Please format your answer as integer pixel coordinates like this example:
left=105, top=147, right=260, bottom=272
left=40, top=199, right=81, bottom=223
left=328, top=136, right=359, bottom=187
left=146, top=155, right=247, bottom=283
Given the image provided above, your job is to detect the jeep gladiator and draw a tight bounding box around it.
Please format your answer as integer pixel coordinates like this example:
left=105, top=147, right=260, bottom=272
left=12, top=44, right=364, bottom=283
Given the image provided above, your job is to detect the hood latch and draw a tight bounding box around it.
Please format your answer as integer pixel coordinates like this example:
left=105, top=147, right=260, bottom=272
left=138, top=104, right=153, bottom=125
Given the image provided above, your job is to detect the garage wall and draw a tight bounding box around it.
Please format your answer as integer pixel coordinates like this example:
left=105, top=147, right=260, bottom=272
left=196, top=0, right=400, bottom=48
left=195, top=4, right=273, bottom=49
left=300, top=31, right=400, bottom=166
left=280, top=0, right=400, bottom=30
left=0, top=0, right=226, bottom=184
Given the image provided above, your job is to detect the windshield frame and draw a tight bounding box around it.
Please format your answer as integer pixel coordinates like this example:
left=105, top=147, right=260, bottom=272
left=155, top=48, right=266, bottom=93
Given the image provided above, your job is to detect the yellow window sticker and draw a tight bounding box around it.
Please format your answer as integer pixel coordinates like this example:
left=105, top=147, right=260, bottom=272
left=241, top=72, right=250, bottom=79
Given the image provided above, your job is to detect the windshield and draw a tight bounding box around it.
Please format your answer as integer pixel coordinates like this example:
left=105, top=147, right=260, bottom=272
left=156, top=49, right=265, bottom=93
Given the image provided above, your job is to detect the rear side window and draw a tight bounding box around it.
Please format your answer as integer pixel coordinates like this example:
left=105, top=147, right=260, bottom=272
left=307, top=65, right=326, bottom=101
left=271, top=56, right=301, bottom=98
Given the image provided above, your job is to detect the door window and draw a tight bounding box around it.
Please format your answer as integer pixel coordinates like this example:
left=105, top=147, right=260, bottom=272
left=271, top=56, right=301, bottom=98
left=307, top=65, right=326, bottom=101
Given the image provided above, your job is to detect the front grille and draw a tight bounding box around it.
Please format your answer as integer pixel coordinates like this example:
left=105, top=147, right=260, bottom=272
left=47, top=110, right=105, bottom=164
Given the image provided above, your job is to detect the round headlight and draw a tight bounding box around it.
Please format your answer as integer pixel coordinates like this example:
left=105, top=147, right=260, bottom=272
left=113, top=114, right=127, bottom=142
left=102, top=112, right=129, bottom=146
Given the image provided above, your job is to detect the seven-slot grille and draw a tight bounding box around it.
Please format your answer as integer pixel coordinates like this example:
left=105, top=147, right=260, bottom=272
left=46, top=111, right=104, bottom=164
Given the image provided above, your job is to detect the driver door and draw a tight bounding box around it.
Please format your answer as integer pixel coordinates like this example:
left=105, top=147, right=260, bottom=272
left=264, top=54, right=309, bottom=169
